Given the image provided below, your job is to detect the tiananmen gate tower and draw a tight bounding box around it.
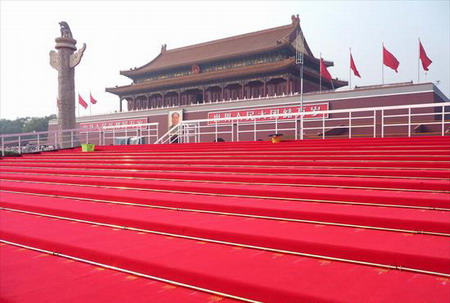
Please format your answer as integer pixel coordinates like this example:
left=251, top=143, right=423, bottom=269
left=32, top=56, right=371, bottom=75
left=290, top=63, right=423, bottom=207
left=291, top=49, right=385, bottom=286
left=106, top=15, right=347, bottom=112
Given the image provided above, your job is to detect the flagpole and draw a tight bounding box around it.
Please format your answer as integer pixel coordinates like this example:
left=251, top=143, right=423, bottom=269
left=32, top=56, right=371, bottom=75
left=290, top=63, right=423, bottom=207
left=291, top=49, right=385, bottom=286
left=382, top=43, right=384, bottom=85
left=295, top=29, right=305, bottom=140
left=418, top=38, right=420, bottom=84
left=319, top=53, right=322, bottom=92
left=349, top=47, right=352, bottom=90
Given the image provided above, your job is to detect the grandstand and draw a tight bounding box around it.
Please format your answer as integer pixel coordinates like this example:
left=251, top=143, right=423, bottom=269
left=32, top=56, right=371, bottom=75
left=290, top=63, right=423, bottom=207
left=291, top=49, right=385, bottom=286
left=1, top=134, right=449, bottom=302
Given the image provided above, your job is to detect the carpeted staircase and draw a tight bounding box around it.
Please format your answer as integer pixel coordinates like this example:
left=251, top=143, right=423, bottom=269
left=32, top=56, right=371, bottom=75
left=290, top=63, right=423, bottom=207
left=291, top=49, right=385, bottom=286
left=1, top=136, right=449, bottom=303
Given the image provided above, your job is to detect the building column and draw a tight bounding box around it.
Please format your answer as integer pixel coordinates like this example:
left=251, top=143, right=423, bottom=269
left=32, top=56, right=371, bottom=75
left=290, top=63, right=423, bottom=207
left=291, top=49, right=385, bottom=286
left=283, top=77, right=288, bottom=95
left=131, top=96, right=136, bottom=111
left=263, top=78, right=267, bottom=97
left=119, top=98, right=123, bottom=112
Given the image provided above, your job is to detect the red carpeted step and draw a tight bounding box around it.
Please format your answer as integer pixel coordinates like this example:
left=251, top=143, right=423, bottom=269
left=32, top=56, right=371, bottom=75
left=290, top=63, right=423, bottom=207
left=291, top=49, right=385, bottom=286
left=1, top=210, right=448, bottom=303
left=37, top=136, right=448, bottom=153
left=19, top=149, right=450, bottom=159
left=0, top=243, right=236, bottom=303
left=2, top=161, right=449, bottom=178
left=1, top=192, right=449, bottom=274
left=2, top=157, right=448, bottom=169
left=1, top=173, right=448, bottom=209
left=15, top=152, right=450, bottom=160
left=1, top=184, right=449, bottom=234
left=1, top=167, right=448, bottom=192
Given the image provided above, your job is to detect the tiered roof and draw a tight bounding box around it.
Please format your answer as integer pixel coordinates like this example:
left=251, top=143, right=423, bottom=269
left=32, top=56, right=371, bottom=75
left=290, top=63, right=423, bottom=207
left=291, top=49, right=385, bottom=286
left=109, top=58, right=297, bottom=95
left=107, top=15, right=347, bottom=96
left=120, top=15, right=311, bottom=78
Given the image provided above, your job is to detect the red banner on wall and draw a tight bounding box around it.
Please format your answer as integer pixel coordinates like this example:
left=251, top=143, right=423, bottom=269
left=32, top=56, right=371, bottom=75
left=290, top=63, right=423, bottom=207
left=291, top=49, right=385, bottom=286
left=80, top=118, right=148, bottom=133
left=207, top=103, right=329, bottom=125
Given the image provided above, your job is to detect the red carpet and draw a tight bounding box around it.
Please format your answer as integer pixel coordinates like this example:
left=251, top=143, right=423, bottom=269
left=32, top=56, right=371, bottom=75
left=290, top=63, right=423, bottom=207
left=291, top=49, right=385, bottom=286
left=1, top=136, right=449, bottom=302
left=0, top=243, right=237, bottom=303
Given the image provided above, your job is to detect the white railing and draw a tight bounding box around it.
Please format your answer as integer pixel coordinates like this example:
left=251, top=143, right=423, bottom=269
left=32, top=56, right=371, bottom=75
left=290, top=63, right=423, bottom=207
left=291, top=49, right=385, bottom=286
left=155, top=102, right=450, bottom=144
left=101, top=123, right=159, bottom=146
left=1, top=123, right=159, bottom=156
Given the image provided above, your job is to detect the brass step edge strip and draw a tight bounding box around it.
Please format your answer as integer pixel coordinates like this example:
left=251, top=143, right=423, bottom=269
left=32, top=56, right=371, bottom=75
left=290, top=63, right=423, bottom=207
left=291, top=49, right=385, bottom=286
left=2, top=208, right=449, bottom=278
left=1, top=190, right=448, bottom=237
left=0, top=239, right=259, bottom=303
left=1, top=171, right=448, bottom=194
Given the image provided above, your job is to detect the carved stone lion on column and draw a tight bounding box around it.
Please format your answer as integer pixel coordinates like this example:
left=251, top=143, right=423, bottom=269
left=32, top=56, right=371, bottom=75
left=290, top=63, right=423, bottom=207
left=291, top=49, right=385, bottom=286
left=59, top=21, right=73, bottom=38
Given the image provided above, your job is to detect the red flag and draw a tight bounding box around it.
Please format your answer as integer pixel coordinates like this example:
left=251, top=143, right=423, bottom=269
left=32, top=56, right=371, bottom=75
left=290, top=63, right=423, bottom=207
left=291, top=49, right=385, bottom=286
left=78, top=94, right=88, bottom=109
left=90, top=92, right=97, bottom=104
left=383, top=46, right=399, bottom=73
left=419, top=40, right=432, bottom=71
left=350, top=53, right=361, bottom=78
left=320, top=58, right=333, bottom=81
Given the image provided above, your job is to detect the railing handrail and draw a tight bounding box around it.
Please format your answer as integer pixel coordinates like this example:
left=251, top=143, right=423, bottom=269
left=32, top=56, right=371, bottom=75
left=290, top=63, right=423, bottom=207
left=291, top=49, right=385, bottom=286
left=179, top=102, right=448, bottom=125
left=0, top=123, right=159, bottom=140
left=154, top=101, right=449, bottom=144
left=101, top=122, right=159, bottom=131
left=1, top=122, right=160, bottom=155
left=0, top=127, right=81, bottom=139
left=154, top=126, right=178, bottom=144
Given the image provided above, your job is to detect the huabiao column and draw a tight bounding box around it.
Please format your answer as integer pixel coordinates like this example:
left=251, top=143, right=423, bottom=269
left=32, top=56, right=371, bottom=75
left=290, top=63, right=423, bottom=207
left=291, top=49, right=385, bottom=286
left=49, top=21, right=86, bottom=147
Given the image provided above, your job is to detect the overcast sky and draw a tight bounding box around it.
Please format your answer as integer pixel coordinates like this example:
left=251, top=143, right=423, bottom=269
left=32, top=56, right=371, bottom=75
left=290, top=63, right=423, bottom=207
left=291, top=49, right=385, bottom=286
left=1, top=0, right=449, bottom=119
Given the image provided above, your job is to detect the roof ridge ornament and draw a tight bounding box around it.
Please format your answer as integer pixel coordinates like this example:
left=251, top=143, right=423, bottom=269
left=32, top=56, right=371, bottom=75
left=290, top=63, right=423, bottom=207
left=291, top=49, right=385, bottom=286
left=291, top=14, right=300, bottom=24
left=161, top=44, right=167, bottom=53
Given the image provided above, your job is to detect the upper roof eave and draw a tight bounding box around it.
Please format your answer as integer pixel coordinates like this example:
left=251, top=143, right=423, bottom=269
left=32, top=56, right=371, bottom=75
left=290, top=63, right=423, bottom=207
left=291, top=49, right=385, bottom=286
left=120, top=44, right=291, bottom=78
left=120, top=17, right=305, bottom=78
left=107, top=58, right=297, bottom=96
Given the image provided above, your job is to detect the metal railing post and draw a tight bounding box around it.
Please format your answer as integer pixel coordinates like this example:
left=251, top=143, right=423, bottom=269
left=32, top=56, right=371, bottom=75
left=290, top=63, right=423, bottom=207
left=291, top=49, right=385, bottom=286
left=408, top=108, right=411, bottom=137
left=381, top=110, right=385, bottom=138
left=322, top=115, right=325, bottom=139
left=1, top=137, right=4, bottom=156
left=215, top=123, right=218, bottom=142
left=71, top=131, right=74, bottom=147
left=37, top=134, right=40, bottom=151
left=300, top=115, right=304, bottom=140
left=349, top=112, right=352, bottom=139
left=373, top=110, right=377, bottom=138
left=253, top=119, right=257, bottom=141
left=18, top=135, right=22, bottom=154
left=442, top=105, right=445, bottom=136
left=231, top=123, right=234, bottom=142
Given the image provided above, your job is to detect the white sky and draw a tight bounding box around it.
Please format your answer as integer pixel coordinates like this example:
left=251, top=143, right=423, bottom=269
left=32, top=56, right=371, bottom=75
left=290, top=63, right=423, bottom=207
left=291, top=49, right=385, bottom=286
left=1, top=0, right=449, bottom=119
